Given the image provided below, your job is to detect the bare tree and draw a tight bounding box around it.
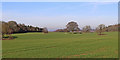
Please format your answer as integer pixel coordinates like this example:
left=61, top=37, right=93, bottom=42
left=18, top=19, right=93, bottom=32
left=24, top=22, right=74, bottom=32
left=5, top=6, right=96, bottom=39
left=82, top=25, right=91, bottom=32
left=43, top=27, right=48, bottom=33
left=96, top=24, right=106, bottom=35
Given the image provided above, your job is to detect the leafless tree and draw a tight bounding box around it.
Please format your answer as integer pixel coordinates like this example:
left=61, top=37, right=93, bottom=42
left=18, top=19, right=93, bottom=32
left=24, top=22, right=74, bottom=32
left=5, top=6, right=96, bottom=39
left=43, top=27, right=48, bottom=33
left=82, top=25, right=91, bottom=32
left=96, top=24, right=106, bottom=35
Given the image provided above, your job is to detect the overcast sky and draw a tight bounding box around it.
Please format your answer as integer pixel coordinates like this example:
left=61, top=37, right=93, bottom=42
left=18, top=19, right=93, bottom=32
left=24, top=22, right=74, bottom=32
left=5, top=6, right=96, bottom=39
left=2, top=2, right=118, bottom=31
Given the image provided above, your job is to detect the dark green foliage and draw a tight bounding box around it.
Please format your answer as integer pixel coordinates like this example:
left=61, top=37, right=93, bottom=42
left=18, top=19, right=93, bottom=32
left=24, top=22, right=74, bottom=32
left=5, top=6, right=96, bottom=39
left=73, top=32, right=82, bottom=34
left=2, top=21, right=13, bottom=39
left=2, top=22, right=9, bottom=34
left=1, top=21, right=45, bottom=38
left=79, top=32, right=82, bottom=34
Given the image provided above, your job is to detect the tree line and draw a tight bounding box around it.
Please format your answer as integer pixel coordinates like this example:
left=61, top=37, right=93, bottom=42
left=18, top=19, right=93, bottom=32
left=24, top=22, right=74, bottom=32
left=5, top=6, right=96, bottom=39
left=1, top=21, right=119, bottom=39
left=1, top=21, right=48, bottom=39
left=55, top=21, right=120, bottom=34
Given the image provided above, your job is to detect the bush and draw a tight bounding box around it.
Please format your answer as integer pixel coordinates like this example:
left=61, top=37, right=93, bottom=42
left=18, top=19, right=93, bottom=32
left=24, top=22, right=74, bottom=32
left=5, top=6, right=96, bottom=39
left=69, top=32, right=82, bottom=34
left=73, top=32, right=77, bottom=34
left=79, top=32, right=82, bottom=34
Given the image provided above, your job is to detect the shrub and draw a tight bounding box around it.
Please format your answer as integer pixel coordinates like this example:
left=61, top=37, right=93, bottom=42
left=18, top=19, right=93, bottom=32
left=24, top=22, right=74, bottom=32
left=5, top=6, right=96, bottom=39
left=73, top=32, right=77, bottom=34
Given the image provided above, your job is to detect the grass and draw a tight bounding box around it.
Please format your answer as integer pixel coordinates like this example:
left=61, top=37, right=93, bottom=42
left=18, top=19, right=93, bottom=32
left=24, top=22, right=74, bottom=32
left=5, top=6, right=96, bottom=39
left=2, top=32, right=118, bottom=58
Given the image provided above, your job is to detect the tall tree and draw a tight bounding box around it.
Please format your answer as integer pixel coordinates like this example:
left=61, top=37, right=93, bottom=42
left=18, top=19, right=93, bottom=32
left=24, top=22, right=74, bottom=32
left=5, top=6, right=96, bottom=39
left=8, top=21, right=19, bottom=33
left=66, top=21, right=80, bottom=32
left=2, top=22, right=10, bottom=38
left=18, top=24, right=27, bottom=32
left=96, top=24, right=106, bottom=35
left=82, top=25, right=91, bottom=32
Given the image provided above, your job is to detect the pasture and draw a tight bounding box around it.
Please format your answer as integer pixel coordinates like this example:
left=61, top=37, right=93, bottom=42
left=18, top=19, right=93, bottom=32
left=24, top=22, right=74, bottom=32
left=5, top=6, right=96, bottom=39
left=2, top=32, right=118, bottom=58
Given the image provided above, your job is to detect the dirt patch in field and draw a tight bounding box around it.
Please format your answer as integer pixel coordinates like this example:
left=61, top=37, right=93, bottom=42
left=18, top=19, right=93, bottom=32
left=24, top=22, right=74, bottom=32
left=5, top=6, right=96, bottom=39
left=2, top=38, right=13, bottom=40
left=80, top=53, right=87, bottom=55
left=73, top=55, right=80, bottom=56
left=114, top=50, right=118, bottom=54
left=85, top=47, right=106, bottom=56
left=73, top=54, right=87, bottom=56
left=62, top=53, right=88, bottom=58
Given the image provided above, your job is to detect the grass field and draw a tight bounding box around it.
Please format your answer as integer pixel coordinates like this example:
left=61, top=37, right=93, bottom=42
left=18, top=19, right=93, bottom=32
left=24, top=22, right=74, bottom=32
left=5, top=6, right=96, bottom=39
left=2, top=32, right=118, bottom=58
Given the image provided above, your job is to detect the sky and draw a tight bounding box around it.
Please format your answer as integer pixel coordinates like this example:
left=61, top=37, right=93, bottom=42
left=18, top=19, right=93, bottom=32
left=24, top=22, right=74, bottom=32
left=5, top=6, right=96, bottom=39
left=1, top=0, right=119, bottom=2
left=2, top=2, right=118, bottom=31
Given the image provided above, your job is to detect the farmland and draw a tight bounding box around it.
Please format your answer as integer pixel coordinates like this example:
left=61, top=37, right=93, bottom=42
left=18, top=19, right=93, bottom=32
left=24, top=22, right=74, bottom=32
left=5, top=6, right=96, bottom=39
left=2, top=32, right=118, bottom=58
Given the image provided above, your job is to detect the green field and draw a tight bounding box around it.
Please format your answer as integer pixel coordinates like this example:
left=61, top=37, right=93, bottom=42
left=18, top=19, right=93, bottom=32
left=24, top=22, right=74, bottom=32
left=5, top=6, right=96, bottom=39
left=2, top=32, right=118, bottom=58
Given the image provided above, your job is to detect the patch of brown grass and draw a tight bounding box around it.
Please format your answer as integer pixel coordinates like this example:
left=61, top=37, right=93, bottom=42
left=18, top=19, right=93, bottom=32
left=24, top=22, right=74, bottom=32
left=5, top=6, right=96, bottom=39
left=62, top=53, right=88, bottom=58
